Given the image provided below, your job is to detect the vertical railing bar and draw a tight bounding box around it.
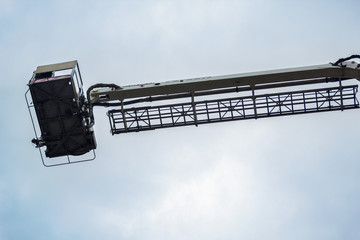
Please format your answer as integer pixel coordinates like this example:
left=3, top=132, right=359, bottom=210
left=170, top=106, right=175, bottom=126
left=205, top=102, right=210, bottom=122
left=146, top=108, right=152, bottom=128
left=158, top=107, right=163, bottom=127
left=120, top=100, right=128, bottom=132
left=218, top=101, right=222, bottom=120
left=278, top=94, right=282, bottom=114
left=191, top=92, right=198, bottom=126
left=339, top=79, right=344, bottom=111
left=252, top=86, right=257, bottom=119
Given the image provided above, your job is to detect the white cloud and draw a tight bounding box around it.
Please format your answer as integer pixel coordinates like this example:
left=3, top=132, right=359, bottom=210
left=86, top=155, right=257, bottom=239
left=0, top=0, right=15, bottom=18
left=146, top=157, right=255, bottom=222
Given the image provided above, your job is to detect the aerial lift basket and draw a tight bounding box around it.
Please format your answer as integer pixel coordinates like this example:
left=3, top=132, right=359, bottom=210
left=25, top=61, right=96, bottom=167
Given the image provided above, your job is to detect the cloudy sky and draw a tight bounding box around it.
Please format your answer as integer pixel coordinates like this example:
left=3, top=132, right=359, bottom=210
left=1, top=0, right=360, bottom=239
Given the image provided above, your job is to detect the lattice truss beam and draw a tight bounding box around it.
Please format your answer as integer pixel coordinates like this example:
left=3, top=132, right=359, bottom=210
left=107, top=84, right=359, bottom=134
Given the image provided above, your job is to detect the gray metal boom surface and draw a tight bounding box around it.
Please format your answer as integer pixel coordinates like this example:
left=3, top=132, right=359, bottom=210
left=90, top=62, right=360, bottom=103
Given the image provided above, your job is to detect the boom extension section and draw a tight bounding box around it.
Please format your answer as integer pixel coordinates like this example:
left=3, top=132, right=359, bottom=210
left=89, top=59, right=360, bottom=134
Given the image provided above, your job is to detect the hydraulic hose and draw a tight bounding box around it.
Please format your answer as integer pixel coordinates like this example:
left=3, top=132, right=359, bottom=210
left=332, top=55, right=360, bottom=66
left=85, top=83, right=121, bottom=128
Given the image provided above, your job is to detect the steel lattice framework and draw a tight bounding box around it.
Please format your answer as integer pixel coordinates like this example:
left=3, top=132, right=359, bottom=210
left=108, top=85, right=359, bottom=134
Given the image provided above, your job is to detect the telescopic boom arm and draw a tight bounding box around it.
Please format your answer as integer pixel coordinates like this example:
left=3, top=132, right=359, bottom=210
left=90, top=62, right=360, bottom=104
left=88, top=58, right=360, bottom=135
